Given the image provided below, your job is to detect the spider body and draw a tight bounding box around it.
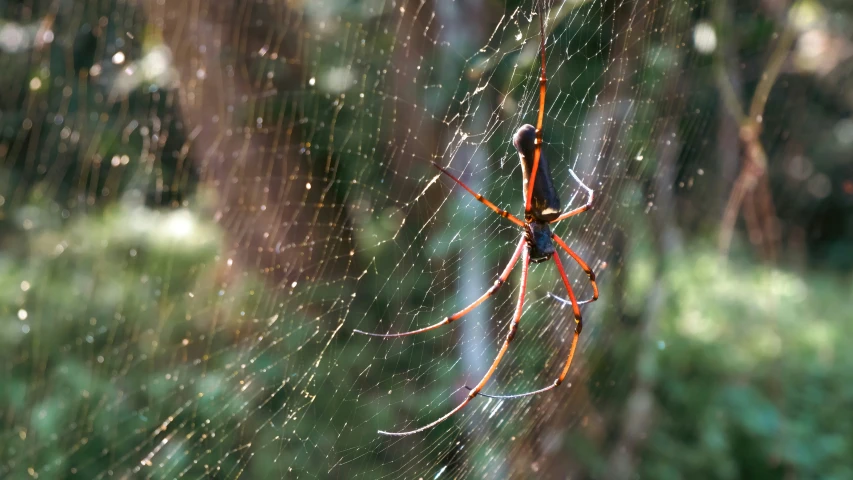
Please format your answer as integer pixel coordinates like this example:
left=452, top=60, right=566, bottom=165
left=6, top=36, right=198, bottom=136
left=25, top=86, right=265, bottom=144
left=354, top=1, right=600, bottom=437
left=515, top=123, right=560, bottom=263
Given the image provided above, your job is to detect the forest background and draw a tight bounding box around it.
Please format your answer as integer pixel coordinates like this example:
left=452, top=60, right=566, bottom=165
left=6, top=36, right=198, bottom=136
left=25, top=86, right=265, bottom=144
left=1, top=0, right=851, bottom=478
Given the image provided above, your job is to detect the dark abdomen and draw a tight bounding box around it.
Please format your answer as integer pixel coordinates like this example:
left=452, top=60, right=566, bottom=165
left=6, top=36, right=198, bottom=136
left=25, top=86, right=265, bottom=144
left=513, top=124, right=561, bottom=222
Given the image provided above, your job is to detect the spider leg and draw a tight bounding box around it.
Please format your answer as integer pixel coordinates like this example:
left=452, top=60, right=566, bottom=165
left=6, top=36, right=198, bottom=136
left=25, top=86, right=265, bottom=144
left=430, top=162, right=526, bottom=228
left=474, top=253, right=582, bottom=400
left=549, top=233, right=598, bottom=305
left=354, top=236, right=525, bottom=338
left=377, top=248, right=531, bottom=436
left=525, top=0, right=548, bottom=214
left=550, top=170, right=594, bottom=223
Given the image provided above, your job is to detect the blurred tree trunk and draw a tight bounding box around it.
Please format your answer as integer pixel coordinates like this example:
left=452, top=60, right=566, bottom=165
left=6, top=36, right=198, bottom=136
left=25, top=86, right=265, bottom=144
left=139, top=0, right=331, bottom=286
left=435, top=1, right=507, bottom=475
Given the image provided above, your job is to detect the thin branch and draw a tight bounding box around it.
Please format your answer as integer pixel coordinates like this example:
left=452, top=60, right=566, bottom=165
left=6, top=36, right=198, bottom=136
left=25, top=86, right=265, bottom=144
left=715, top=0, right=798, bottom=259
left=749, top=21, right=798, bottom=122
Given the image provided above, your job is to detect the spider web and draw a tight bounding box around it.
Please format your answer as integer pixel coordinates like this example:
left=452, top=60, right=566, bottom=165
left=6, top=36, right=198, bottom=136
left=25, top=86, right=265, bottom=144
left=3, top=0, right=844, bottom=478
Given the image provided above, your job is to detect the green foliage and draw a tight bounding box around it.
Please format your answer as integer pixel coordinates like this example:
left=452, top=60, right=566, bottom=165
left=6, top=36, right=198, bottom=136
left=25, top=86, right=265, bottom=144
left=0, top=197, right=230, bottom=478
left=636, top=251, right=853, bottom=479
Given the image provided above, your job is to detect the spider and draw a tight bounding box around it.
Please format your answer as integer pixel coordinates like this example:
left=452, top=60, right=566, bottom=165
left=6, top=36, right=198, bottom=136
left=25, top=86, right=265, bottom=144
left=354, top=1, right=598, bottom=436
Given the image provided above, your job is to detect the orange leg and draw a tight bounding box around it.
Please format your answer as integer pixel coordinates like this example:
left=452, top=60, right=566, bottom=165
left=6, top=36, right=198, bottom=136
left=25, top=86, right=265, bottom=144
left=354, top=236, right=526, bottom=338
left=550, top=233, right=598, bottom=305
left=525, top=1, right=549, bottom=214
left=476, top=253, right=582, bottom=400
left=430, top=162, right=526, bottom=228
left=377, top=248, right=531, bottom=436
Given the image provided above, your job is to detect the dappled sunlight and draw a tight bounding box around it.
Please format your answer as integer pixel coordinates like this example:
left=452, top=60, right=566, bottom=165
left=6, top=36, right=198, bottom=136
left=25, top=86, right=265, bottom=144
left=1, top=0, right=851, bottom=478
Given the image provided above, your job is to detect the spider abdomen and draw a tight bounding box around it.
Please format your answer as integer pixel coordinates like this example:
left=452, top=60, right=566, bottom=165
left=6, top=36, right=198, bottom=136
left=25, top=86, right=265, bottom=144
left=513, top=124, right=561, bottom=223
left=527, top=221, right=556, bottom=263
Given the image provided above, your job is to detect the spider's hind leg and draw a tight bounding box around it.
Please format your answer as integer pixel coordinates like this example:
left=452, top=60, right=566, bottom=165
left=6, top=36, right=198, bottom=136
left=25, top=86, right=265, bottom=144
left=376, top=247, right=533, bottom=436
left=551, top=233, right=598, bottom=305
left=469, top=253, right=584, bottom=400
